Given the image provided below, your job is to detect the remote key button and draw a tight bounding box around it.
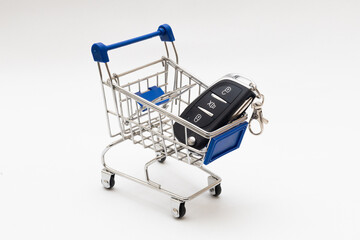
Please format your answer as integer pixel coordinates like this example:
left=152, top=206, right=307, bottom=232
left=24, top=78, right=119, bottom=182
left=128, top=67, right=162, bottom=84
left=185, top=107, right=213, bottom=128
left=211, top=83, right=242, bottom=103
left=197, top=92, right=228, bottom=118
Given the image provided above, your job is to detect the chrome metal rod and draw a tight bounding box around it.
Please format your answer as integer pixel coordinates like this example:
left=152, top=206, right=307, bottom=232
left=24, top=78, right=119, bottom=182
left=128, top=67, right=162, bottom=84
left=101, top=137, right=222, bottom=202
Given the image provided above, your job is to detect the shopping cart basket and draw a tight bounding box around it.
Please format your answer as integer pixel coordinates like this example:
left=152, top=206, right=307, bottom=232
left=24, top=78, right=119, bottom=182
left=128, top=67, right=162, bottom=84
left=91, top=24, right=265, bottom=218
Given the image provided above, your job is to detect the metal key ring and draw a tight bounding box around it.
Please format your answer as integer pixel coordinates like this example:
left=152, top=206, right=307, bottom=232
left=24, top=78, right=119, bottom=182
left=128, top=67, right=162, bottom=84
left=249, top=94, right=268, bottom=135
left=249, top=117, right=264, bottom=135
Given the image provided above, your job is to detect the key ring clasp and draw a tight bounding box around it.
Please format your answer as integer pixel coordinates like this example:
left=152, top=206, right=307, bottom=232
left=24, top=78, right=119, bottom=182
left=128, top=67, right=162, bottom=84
left=249, top=94, right=268, bottom=135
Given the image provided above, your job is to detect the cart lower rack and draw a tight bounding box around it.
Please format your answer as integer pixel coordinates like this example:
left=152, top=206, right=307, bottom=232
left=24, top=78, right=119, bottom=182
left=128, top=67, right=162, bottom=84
left=92, top=24, right=262, bottom=218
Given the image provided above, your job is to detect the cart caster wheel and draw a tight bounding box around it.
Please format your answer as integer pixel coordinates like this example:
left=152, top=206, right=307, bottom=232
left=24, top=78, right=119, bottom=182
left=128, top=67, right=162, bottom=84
left=101, top=169, right=115, bottom=189
left=157, top=151, right=166, bottom=163
left=208, top=176, right=221, bottom=197
left=158, top=156, right=166, bottom=163
left=171, top=199, right=186, bottom=219
left=210, top=184, right=222, bottom=197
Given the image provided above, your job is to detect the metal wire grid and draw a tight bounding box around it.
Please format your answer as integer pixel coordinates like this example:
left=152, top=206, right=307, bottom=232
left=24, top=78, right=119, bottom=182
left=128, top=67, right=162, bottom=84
left=98, top=57, right=211, bottom=165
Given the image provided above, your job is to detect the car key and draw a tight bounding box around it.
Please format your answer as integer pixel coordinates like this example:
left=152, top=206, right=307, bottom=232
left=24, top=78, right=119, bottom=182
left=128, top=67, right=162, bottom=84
left=173, top=75, right=256, bottom=149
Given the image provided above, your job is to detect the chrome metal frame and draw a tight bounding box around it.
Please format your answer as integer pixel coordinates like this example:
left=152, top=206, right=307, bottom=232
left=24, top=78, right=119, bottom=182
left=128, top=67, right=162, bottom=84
left=96, top=43, right=248, bottom=216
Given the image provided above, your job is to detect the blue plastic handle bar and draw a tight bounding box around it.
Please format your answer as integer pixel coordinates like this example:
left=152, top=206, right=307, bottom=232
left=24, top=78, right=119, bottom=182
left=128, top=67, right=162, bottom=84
left=91, top=24, right=175, bottom=63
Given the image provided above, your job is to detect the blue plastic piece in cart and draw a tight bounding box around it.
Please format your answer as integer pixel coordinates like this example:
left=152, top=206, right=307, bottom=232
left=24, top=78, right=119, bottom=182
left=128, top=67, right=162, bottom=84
left=203, top=122, right=248, bottom=165
left=135, top=86, right=169, bottom=110
left=91, top=24, right=175, bottom=63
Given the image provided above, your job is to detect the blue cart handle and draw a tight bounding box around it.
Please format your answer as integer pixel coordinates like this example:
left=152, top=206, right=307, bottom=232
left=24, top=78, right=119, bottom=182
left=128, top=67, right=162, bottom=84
left=91, top=24, right=175, bottom=63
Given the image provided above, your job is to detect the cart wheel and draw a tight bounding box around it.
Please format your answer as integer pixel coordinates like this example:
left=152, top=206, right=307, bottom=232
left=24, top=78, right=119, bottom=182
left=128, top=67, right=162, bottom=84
left=171, top=200, right=186, bottom=219
left=178, top=202, right=186, bottom=218
left=157, top=151, right=166, bottom=163
left=158, top=156, right=166, bottom=163
left=101, top=169, right=115, bottom=189
left=210, top=184, right=222, bottom=197
left=108, top=175, right=115, bottom=189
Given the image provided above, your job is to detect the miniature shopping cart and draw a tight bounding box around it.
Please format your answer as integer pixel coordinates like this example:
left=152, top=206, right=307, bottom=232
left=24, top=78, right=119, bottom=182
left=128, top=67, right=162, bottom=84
left=91, top=24, right=260, bottom=218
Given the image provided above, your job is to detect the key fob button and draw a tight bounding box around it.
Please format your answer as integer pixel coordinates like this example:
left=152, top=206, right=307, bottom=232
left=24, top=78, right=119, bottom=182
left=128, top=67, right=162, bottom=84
left=197, top=92, right=229, bottom=118
left=185, top=107, right=213, bottom=128
left=211, top=83, right=242, bottom=103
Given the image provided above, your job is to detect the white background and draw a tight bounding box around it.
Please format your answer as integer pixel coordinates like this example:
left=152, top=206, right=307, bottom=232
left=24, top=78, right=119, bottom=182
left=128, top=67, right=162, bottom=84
left=1, top=0, right=359, bottom=239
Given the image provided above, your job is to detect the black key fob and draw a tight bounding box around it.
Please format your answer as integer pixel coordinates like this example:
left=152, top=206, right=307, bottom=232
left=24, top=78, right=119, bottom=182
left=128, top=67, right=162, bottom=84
left=173, top=75, right=256, bottom=149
